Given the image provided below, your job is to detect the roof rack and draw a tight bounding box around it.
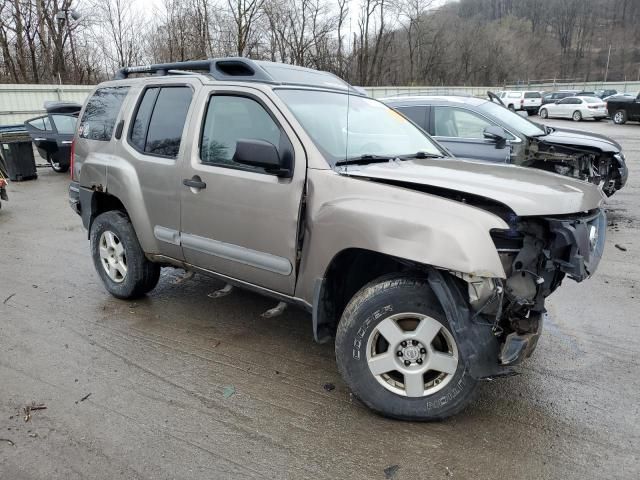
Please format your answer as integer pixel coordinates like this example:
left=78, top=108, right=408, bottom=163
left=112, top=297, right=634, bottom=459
left=114, top=57, right=362, bottom=94
left=114, top=57, right=274, bottom=83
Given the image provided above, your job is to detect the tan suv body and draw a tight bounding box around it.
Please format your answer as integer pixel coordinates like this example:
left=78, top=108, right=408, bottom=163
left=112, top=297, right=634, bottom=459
left=69, top=58, right=606, bottom=420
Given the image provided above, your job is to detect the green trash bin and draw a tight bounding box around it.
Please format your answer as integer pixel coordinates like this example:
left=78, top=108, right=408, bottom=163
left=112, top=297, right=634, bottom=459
left=0, top=127, right=37, bottom=181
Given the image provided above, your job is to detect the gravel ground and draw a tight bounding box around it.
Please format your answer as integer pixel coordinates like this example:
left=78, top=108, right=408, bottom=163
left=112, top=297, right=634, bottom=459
left=1, top=119, right=638, bottom=480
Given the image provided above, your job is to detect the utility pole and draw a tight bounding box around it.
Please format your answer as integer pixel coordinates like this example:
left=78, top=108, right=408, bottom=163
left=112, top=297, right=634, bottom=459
left=604, top=44, right=611, bottom=83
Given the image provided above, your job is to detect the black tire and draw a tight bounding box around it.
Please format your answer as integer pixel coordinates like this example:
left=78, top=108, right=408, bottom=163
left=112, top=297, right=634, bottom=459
left=48, top=155, right=69, bottom=173
left=90, top=210, right=160, bottom=299
left=335, top=275, right=478, bottom=421
left=508, top=104, right=515, bottom=111
left=613, top=110, right=627, bottom=125
left=572, top=110, right=582, bottom=122
left=539, top=108, right=548, bottom=119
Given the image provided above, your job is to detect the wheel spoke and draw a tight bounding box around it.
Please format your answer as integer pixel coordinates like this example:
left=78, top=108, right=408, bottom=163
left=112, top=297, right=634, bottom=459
left=403, top=371, right=425, bottom=397
left=412, top=317, right=442, bottom=346
left=426, top=351, right=458, bottom=375
left=367, top=352, right=396, bottom=376
left=375, top=318, right=405, bottom=346
left=105, top=231, right=116, bottom=249
left=99, top=245, right=109, bottom=259
left=113, top=241, right=124, bottom=257
left=115, top=261, right=127, bottom=277
left=108, top=264, right=118, bottom=279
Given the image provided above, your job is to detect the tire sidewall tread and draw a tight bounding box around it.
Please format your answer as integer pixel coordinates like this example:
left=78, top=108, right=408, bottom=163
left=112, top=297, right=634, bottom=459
left=335, top=275, right=478, bottom=421
left=90, top=210, right=160, bottom=299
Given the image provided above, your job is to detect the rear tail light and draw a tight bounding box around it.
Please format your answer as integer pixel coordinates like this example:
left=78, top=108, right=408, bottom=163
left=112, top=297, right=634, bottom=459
left=520, top=99, right=524, bottom=105
left=70, top=140, right=76, bottom=180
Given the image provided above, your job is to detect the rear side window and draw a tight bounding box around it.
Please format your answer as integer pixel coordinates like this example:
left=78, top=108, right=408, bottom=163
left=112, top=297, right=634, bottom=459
left=79, top=86, right=129, bottom=141
left=524, top=92, right=541, bottom=98
left=51, top=114, right=77, bottom=135
left=26, top=116, right=52, bottom=131
left=395, top=106, right=427, bottom=129
left=129, top=86, right=192, bottom=158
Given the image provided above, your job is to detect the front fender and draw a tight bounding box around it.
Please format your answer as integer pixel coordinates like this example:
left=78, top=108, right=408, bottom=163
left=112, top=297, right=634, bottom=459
left=295, top=170, right=508, bottom=303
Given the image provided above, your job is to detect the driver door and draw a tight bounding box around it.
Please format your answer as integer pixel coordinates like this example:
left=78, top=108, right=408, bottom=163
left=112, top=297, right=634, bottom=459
left=178, top=87, right=306, bottom=295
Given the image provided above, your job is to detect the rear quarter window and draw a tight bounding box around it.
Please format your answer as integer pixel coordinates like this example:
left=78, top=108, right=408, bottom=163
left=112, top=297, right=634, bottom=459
left=79, top=86, right=129, bottom=141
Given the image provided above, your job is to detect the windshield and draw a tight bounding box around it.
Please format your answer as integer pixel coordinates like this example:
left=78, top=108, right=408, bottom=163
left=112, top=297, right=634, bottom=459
left=275, top=89, right=443, bottom=165
left=478, top=101, right=546, bottom=137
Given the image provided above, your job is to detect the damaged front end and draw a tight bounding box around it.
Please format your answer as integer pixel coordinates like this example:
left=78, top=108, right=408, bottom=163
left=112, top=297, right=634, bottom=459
left=455, top=208, right=606, bottom=369
left=522, top=139, right=626, bottom=196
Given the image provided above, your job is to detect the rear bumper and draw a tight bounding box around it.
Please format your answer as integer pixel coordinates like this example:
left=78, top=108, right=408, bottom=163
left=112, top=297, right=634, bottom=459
left=69, top=181, right=80, bottom=215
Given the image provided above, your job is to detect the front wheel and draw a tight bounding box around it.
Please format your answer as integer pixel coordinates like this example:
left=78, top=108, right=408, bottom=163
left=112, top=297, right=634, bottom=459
left=572, top=110, right=582, bottom=122
left=539, top=108, right=548, bottom=119
left=613, top=110, right=627, bottom=125
left=90, top=210, right=160, bottom=299
left=335, top=276, right=478, bottom=421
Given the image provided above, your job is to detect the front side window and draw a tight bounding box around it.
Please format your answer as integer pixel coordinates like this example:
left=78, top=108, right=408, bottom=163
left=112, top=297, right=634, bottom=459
left=79, top=86, right=129, bottom=141
left=51, top=114, right=77, bottom=135
left=434, top=107, right=492, bottom=139
left=129, top=86, right=192, bottom=158
left=200, top=96, right=282, bottom=171
left=558, top=98, right=573, bottom=105
left=276, top=89, right=442, bottom=165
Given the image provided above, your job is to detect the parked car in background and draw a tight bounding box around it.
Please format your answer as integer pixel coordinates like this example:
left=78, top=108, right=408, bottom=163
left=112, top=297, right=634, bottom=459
left=603, top=92, right=636, bottom=102
left=606, top=92, right=640, bottom=124
left=71, top=58, right=607, bottom=421
left=541, top=90, right=579, bottom=105
left=498, top=90, right=541, bottom=114
left=595, top=89, right=617, bottom=99
left=384, top=94, right=627, bottom=195
left=24, top=102, right=81, bottom=173
left=539, top=96, right=607, bottom=122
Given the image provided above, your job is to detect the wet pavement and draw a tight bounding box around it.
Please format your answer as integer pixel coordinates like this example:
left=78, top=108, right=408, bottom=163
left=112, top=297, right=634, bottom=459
left=1, top=119, right=639, bottom=479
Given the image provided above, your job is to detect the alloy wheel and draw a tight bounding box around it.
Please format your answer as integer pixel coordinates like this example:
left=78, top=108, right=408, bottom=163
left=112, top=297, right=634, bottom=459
left=99, top=230, right=127, bottom=283
left=365, top=313, right=459, bottom=397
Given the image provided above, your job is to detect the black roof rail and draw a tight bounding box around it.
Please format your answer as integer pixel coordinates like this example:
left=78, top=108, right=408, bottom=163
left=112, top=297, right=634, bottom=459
left=114, top=57, right=275, bottom=83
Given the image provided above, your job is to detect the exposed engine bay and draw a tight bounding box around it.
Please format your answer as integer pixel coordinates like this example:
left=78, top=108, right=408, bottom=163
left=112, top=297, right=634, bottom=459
left=458, top=208, right=606, bottom=366
left=521, top=139, right=621, bottom=196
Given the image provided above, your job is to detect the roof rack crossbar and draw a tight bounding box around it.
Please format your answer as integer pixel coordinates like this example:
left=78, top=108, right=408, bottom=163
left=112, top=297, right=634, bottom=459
left=114, top=57, right=274, bottom=82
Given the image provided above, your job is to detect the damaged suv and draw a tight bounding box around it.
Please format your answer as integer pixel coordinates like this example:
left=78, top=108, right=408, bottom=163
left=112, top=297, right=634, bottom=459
left=70, top=58, right=606, bottom=420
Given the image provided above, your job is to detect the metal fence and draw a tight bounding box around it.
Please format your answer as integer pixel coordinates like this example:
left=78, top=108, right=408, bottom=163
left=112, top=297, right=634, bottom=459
left=0, top=84, right=93, bottom=125
left=2, top=80, right=639, bottom=125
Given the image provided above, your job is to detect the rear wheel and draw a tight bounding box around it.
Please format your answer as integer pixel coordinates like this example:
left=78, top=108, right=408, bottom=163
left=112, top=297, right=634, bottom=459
left=508, top=104, right=515, bottom=111
left=90, top=211, right=160, bottom=299
left=613, top=110, right=627, bottom=125
left=572, top=110, right=582, bottom=122
left=539, top=108, right=548, bottom=119
left=48, top=155, right=69, bottom=173
left=335, top=275, right=478, bottom=421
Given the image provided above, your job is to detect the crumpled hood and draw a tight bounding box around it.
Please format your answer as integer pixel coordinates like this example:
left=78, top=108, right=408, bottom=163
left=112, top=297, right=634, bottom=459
left=339, top=157, right=604, bottom=216
left=538, top=127, right=621, bottom=152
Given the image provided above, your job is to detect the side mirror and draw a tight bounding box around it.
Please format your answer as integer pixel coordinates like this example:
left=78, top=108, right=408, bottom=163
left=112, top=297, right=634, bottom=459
left=233, top=139, right=291, bottom=177
left=483, top=126, right=508, bottom=148
left=554, top=100, right=560, bottom=104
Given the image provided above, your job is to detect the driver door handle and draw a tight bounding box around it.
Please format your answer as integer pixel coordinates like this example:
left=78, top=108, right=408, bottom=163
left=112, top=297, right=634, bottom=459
left=183, top=177, right=207, bottom=190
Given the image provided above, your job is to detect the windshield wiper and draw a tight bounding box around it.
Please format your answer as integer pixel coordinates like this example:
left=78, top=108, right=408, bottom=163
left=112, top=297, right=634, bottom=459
left=399, top=151, right=445, bottom=159
left=335, top=154, right=395, bottom=166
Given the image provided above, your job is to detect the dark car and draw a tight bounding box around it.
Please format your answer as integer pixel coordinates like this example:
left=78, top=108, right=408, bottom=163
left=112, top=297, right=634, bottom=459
left=0, top=161, right=8, bottom=208
left=607, top=92, right=640, bottom=124
left=383, top=94, right=628, bottom=196
left=595, top=89, right=617, bottom=99
left=24, top=102, right=81, bottom=173
left=541, top=90, right=578, bottom=105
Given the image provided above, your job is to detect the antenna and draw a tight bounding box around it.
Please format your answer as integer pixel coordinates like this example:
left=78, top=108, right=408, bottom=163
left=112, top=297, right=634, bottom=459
left=344, top=0, right=353, bottom=171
